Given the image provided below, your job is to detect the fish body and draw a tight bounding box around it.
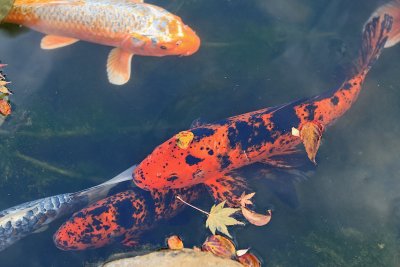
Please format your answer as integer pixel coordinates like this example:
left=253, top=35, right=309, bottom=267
left=4, top=0, right=200, bottom=85
left=0, top=193, right=84, bottom=251
left=0, top=165, right=135, bottom=251
left=54, top=186, right=201, bottom=250
left=132, top=8, right=399, bottom=207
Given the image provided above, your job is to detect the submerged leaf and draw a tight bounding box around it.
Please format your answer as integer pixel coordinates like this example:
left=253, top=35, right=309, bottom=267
left=299, top=121, right=324, bottom=164
left=175, top=131, right=194, bottom=149
left=0, top=99, right=11, bottom=116
left=206, top=201, right=244, bottom=238
left=202, top=235, right=236, bottom=259
left=167, top=235, right=184, bottom=250
left=237, top=252, right=261, bottom=267
left=240, top=192, right=255, bottom=207
left=241, top=207, right=272, bottom=226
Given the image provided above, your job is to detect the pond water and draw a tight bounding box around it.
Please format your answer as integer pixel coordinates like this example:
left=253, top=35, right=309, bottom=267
left=1, top=0, right=400, bottom=266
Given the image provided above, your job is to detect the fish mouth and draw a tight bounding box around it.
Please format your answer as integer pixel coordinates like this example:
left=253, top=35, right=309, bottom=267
left=176, top=25, right=201, bottom=56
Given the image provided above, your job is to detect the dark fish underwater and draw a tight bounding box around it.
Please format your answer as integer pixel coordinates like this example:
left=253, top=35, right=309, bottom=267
left=53, top=1, right=400, bottom=251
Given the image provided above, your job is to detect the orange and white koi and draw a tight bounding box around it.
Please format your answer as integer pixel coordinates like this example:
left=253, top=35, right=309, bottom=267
left=3, top=0, right=200, bottom=85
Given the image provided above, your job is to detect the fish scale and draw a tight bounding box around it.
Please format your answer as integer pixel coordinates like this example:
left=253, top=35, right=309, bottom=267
left=5, top=0, right=174, bottom=46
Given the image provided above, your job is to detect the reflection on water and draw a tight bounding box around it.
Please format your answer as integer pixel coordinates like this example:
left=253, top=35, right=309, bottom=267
left=1, top=0, right=400, bottom=266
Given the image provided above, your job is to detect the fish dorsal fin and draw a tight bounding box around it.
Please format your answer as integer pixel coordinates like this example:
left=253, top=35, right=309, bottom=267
left=74, top=164, right=137, bottom=203
left=190, top=117, right=207, bottom=129
left=107, top=48, right=134, bottom=85
left=41, top=35, right=79, bottom=49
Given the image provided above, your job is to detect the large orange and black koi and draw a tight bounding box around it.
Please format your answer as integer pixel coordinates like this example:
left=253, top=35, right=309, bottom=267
left=132, top=6, right=400, bottom=207
left=54, top=2, right=400, bottom=250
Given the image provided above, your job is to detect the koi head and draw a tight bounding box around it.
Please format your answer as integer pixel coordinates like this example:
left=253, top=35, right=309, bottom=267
left=133, top=134, right=209, bottom=191
left=124, top=13, right=200, bottom=57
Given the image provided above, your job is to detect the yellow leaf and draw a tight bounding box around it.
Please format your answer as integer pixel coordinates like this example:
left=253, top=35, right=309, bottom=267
left=175, top=131, right=194, bottom=149
left=299, top=121, right=324, bottom=164
left=206, top=201, right=244, bottom=238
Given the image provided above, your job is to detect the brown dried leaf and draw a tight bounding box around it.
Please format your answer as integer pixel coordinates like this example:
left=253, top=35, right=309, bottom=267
left=241, top=207, right=271, bottom=226
left=175, top=131, right=194, bottom=149
left=167, top=235, right=184, bottom=250
left=202, top=235, right=236, bottom=259
left=299, top=121, right=324, bottom=164
left=240, top=192, right=255, bottom=207
left=0, top=99, right=11, bottom=116
left=237, top=252, right=261, bottom=267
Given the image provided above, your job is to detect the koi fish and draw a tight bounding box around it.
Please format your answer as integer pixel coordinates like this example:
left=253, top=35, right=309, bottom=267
left=0, top=165, right=135, bottom=251
left=3, top=0, right=200, bottom=85
left=131, top=4, right=400, bottom=207
left=54, top=186, right=201, bottom=250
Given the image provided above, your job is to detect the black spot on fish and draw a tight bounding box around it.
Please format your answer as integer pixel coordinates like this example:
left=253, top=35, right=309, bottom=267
left=115, top=199, right=136, bottom=229
left=208, top=149, right=214, bottom=155
left=167, top=176, right=179, bottom=182
left=185, top=155, right=203, bottom=165
left=305, top=104, right=317, bottom=121
left=218, top=155, right=232, bottom=169
left=342, top=82, right=351, bottom=90
left=191, top=128, right=215, bottom=141
left=330, top=96, right=339, bottom=105
left=227, top=117, right=275, bottom=150
left=89, top=206, right=108, bottom=217
left=270, top=99, right=303, bottom=133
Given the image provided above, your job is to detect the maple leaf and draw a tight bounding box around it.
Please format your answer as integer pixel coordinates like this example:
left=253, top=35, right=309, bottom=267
left=240, top=192, right=255, bottom=207
left=176, top=196, right=244, bottom=238
left=206, top=201, right=244, bottom=238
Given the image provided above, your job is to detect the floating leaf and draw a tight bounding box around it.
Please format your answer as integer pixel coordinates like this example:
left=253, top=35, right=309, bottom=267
left=206, top=201, right=244, bottom=238
left=202, top=235, right=236, bottom=259
left=0, top=85, right=12, bottom=95
left=175, top=131, right=194, bottom=149
left=241, top=207, right=271, bottom=226
left=299, top=121, right=323, bottom=164
left=240, top=192, right=255, bottom=207
left=0, top=99, right=11, bottom=116
left=236, top=248, right=249, bottom=257
left=176, top=197, right=244, bottom=238
left=237, top=252, right=261, bottom=267
left=167, top=235, right=184, bottom=250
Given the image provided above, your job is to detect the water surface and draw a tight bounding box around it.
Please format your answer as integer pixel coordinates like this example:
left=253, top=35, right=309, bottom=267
left=0, top=0, right=400, bottom=266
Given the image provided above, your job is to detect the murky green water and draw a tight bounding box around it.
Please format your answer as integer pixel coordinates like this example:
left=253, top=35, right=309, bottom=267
left=1, top=0, right=400, bottom=266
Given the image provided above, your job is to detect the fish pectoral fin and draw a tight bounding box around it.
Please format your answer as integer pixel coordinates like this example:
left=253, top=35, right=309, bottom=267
left=107, top=48, right=134, bottom=85
left=33, top=225, right=49, bottom=234
left=41, top=35, right=79, bottom=50
left=204, top=174, right=250, bottom=207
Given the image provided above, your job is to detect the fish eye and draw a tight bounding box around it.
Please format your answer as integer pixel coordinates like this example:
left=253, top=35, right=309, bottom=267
left=176, top=40, right=182, bottom=46
left=160, top=45, right=167, bottom=50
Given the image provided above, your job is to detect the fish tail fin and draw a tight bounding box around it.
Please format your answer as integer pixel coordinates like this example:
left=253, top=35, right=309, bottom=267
left=357, top=13, right=393, bottom=72
left=72, top=165, right=136, bottom=204
left=368, top=1, right=400, bottom=48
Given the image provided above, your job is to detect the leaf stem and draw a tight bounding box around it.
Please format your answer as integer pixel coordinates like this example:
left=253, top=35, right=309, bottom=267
left=176, top=195, right=209, bottom=215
